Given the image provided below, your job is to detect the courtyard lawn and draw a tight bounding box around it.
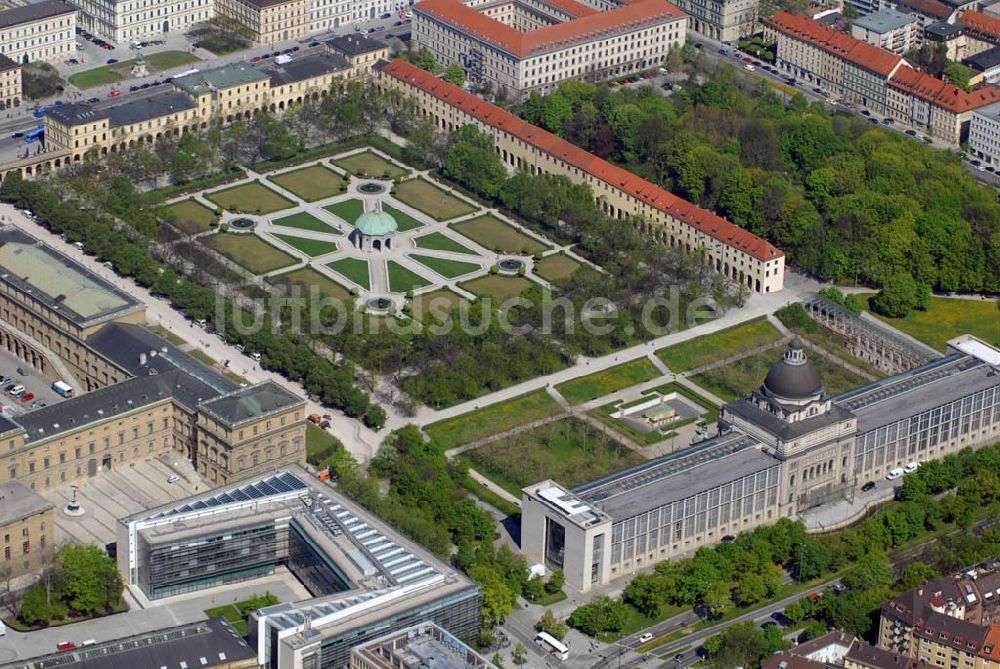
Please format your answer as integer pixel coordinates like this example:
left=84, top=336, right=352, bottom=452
left=269, top=164, right=348, bottom=202
left=555, top=358, right=662, bottom=405
left=324, top=198, right=365, bottom=225
left=273, top=234, right=339, bottom=257
left=332, top=151, right=408, bottom=178
left=381, top=203, right=424, bottom=231
left=534, top=253, right=583, bottom=283
left=425, top=389, right=564, bottom=450
left=145, top=51, right=202, bottom=69
left=203, top=233, right=297, bottom=275
left=269, top=267, right=351, bottom=301
left=410, top=289, right=468, bottom=323
left=392, top=178, right=477, bottom=221
left=656, top=317, right=783, bottom=373
left=326, top=257, right=370, bottom=290
left=691, top=348, right=870, bottom=402
left=409, top=253, right=481, bottom=279
left=864, top=295, right=1000, bottom=352
left=162, top=199, right=217, bottom=234
left=459, top=418, right=644, bottom=495
left=413, top=232, right=478, bottom=255
left=204, top=592, right=278, bottom=637
left=206, top=182, right=295, bottom=215
left=387, top=260, right=431, bottom=293
left=451, top=214, right=549, bottom=255
left=68, top=51, right=200, bottom=89
left=68, top=65, right=124, bottom=89
left=459, top=275, right=534, bottom=303
left=271, top=211, right=342, bottom=234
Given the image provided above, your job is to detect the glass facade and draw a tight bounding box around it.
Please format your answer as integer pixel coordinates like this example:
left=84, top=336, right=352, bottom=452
left=287, top=522, right=351, bottom=596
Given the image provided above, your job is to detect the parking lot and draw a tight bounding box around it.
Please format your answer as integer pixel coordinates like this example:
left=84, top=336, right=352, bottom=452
left=39, top=455, right=208, bottom=546
left=0, top=347, right=66, bottom=418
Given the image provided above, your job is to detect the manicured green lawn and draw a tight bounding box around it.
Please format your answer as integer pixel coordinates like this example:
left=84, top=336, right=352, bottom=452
left=555, top=358, right=662, bottom=405
left=204, top=592, right=277, bottom=637
left=145, top=51, right=202, bottom=70
left=306, top=423, right=344, bottom=468
left=459, top=275, right=534, bottom=303
left=459, top=418, right=643, bottom=494
left=381, top=203, right=424, bottom=231
left=69, top=51, right=200, bottom=88
left=326, top=257, right=370, bottom=290
left=206, top=182, right=295, bottom=215
left=69, top=66, right=124, bottom=88
left=162, top=199, right=217, bottom=235
left=588, top=381, right=719, bottom=446
left=656, top=318, right=783, bottom=372
left=387, top=260, right=431, bottom=293
left=393, top=178, right=477, bottom=221
left=269, top=165, right=348, bottom=202
left=333, top=151, right=408, bottom=178
left=451, top=214, right=549, bottom=255
left=864, top=295, right=1000, bottom=351
left=426, top=389, right=564, bottom=450
left=413, top=232, right=478, bottom=255
left=203, top=233, right=297, bottom=274
left=324, top=198, right=365, bottom=225
left=273, top=234, right=339, bottom=257
left=409, top=253, right=481, bottom=279
left=534, top=253, right=583, bottom=282
left=410, top=289, right=468, bottom=323
left=269, top=267, right=351, bottom=301
left=271, top=211, right=342, bottom=234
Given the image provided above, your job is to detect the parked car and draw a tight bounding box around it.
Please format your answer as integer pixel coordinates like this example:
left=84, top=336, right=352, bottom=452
left=68, top=58, right=79, bottom=65
left=10, top=388, right=25, bottom=399
left=861, top=481, right=876, bottom=492
left=57, top=642, right=76, bottom=651
left=861, top=109, right=870, bottom=116
left=10, top=131, right=22, bottom=139
left=108, top=88, right=120, bottom=97
left=250, top=55, right=262, bottom=62
left=20, top=392, right=34, bottom=402
left=0, top=376, right=10, bottom=385
left=309, top=41, right=321, bottom=47
left=744, top=64, right=755, bottom=72
left=886, top=467, right=904, bottom=480
left=167, top=475, right=180, bottom=483
left=106, top=58, right=118, bottom=64
left=904, top=462, right=920, bottom=474
left=3, top=383, right=15, bottom=392
left=87, top=97, right=99, bottom=104
left=923, top=136, right=932, bottom=143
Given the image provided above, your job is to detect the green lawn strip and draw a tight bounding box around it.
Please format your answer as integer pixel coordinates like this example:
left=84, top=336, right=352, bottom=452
left=413, top=231, right=478, bottom=255
left=426, top=389, right=563, bottom=450
left=534, top=253, right=583, bottom=283
left=459, top=275, right=534, bottom=303
left=555, top=358, right=661, bottom=405
left=656, top=317, right=783, bottom=372
left=326, top=257, right=370, bottom=290
left=381, top=203, right=424, bottom=231
left=324, top=198, right=365, bottom=225
left=409, top=253, right=481, bottom=279
left=392, top=178, right=477, bottom=221
left=595, top=604, right=686, bottom=643
left=203, top=233, right=297, bottom=274
left=333, top=151, right=408, bottom=178
left=269, top=164, right=347, bottom=202
left=161, top=198, right=218, bottom=234
left=206, top=182, right=295, bottom=215
left=145, top=325, right=186, bottom=346
left=272, top=233, right=339, bottom=257
left=409, top=289, right=468, bottom=323
left=144, top=51, right=202, bottom=69
left=190, top=349, right=218, bottom=367
left=387, top=260, right=431, bottom=293
left=69, top=51, right=200, bottom=89
left=68, top=66, right=124, bottom=89
left=306, top=422, right=339, bottom=466
left=268, top=267, right=351, bottom=301
left=460, top=474, right=521, bottom=517
left=451, top=214, right=549, bottom=255
left=864, top=295, right=1000, bottom=352
left=272, top=211, right=342, bottom=234
left=640, top=630, right=686, bottom=654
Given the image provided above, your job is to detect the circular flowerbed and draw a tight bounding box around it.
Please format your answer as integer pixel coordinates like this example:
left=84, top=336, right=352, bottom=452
left=498, top=258, right=524, bottom=274
left=229, top=217, right=256, bottom=234
left=358, top=182, right=386, bottom=195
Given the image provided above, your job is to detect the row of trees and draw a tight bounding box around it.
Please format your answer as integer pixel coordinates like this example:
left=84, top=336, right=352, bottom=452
left=516, top=65, right=1000, bottom=312
left=17, top=545, right=123, bottom=627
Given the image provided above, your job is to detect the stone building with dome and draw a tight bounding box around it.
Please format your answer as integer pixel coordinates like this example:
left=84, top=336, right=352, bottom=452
left=348, top=201, right=398, bottom=252
left=521, top=334, right=1000, bottom=592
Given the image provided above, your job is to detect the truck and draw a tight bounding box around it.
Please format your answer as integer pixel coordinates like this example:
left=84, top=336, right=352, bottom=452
left=52, top=381, right=74, bottom=398
left=275, top=54, right=292, bottom=65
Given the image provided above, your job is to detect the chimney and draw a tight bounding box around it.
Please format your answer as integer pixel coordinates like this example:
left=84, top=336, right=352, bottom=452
left=139, top=352, right=147, bottom=366
left=150, top=349, right=157, bottom=358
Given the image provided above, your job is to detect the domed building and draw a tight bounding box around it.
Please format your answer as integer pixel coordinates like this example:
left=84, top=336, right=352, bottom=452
left=349, top=201, right=398, bottom=252
left=761, top=337, right=824, bottom=408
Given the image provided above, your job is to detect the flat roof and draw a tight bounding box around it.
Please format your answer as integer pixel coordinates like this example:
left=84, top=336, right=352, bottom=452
left=198, top=380, right=303, bottom=426
left=0, top=480, right=52, bottom=526
left=0, top=0, right=74, bottom=30
left=0, top=618, right=255, bottom=669
left=852, top=8, right=916, bottom=32
left=0, top=227, right=143, bottom=327
left=964, top=44, right=1000, bottom=71
left=352, top=623, right=497, bottom=669
left=173, top=62, right=268, bottom=96
left=523, top=481, right=610, bottom=529
left=326, top=33, right=386, bottom=56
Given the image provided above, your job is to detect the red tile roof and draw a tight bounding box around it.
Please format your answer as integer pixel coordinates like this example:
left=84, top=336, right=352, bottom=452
left=414, top=0, right=684, bottom=57
left=533, top=0, right=597, bottom=17
left=889, top=65, right=1000, bottom=112
left=961, top=10, right=1000, bottom=42
left=378, top=59, right=783, bottom=262
left=897, top=0, right=954, bottom=19
left=765, top=11, right=903, bottom=76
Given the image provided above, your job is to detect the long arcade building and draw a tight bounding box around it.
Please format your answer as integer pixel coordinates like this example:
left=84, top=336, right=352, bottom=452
left=522, top=335, right=1000, bottom=592
left=375, top=58, right=785, bottom=294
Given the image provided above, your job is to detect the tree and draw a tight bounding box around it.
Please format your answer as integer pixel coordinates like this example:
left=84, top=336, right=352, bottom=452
left=513, top=642, right=527, bottom=668
left=735, top=573, right=767, bottom=606
left=413, top=50, right=439, bottom=73
left=624, top=573, right=666, bottom=616
left=523, top=575, right=545, bottom=601
left=443, top=125, right=508, bottom=198
left=896, top=562, right=940, bottom=591
left=21, top=62, right=63, bottom=100
left=539, top=610, right=569, bottom=640
left=546, top=570, right=565, bottom=594
left=443, top=64, right=466, bottom=86
left=943, top=61, right=971, bottom=91
left=870, top=271, right=922, bottom=318
left=703, top=580, right=735, bottom=618
left=568, top=595, right=628, bottom=636
left=792, top=538, right=830, bottom=581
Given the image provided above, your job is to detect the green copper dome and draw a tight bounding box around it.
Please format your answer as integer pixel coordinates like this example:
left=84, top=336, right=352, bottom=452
left=354, top=209, right=398, bottom=236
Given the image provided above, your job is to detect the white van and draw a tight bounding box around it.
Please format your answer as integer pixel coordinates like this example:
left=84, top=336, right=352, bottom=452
left=0, top=619, right=6, bottom=636
left=886, top=468, right=904, bottom=480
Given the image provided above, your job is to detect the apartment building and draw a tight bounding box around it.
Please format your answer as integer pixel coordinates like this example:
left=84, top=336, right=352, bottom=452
left=309, top=0, right=408, bottom=33
left=413, top=0, right=687, bottom=99
left=851, top=9, right=918, bottom=54
left=0, top=54, right=21, bottom=110
left=968, top=99, right=1000, bottom=162
left=673, top=0, right=758, bottom=42
left=0, top=1, right=76, bottom=65
left=376, top=58, right=785, bottom=294
left=765, top=11, right=1000, bottom=144
left=216, top=0, right=308, bottom=44
left=69, top=0, right=213, bottom=46
left=0, top=480, right=53, bottom=578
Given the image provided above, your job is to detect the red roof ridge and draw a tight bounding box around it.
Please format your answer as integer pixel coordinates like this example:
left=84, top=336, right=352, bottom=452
left=379, top=59, right=783, bottom=262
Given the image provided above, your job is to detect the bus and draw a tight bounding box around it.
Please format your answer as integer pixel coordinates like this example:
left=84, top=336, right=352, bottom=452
left=25, top=125, right=44, bottom=142
left=535, top=632, right=568, bottom=661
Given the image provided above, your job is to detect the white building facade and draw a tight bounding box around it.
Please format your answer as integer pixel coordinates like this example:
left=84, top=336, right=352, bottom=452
left=0, top=1, right=76, bottom=65
left=69, top=0, right=213, bottom=45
